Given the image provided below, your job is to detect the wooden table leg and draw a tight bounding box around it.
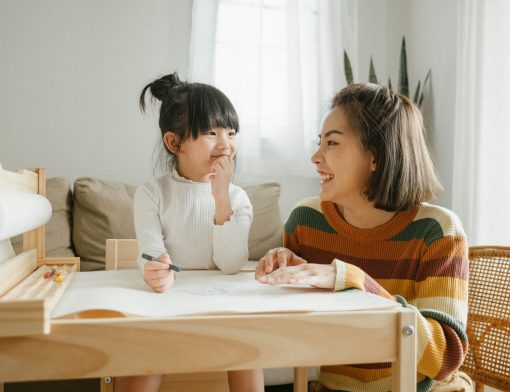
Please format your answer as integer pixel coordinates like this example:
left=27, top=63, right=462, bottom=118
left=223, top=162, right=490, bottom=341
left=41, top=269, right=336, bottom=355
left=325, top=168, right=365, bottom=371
left=392, top=310, right=417, bottom=392
left=294, top=367, right=308, bottom=392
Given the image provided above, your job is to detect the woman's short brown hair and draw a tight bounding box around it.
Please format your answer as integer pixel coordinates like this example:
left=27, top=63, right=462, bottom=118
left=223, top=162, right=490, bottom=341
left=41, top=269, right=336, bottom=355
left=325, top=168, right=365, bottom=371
left=332, top=83, right=442, bottom=212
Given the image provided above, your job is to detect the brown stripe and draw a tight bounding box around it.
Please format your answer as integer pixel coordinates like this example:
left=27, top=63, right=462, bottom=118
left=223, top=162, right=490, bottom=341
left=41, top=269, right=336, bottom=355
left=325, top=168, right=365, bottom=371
left=363, top=275, right=393, bottom=298
left=436, top=323, right=467, bottom=380
left=347, top=363, right=392, bottom=370
left=300, top=245, right=420, bottom=280
left=416, top=257, right=468, bottom=281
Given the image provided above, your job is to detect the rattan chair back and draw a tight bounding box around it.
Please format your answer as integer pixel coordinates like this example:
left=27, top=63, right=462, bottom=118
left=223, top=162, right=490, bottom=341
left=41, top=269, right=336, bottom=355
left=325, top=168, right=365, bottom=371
left=461, top=246, right=510, bottom=391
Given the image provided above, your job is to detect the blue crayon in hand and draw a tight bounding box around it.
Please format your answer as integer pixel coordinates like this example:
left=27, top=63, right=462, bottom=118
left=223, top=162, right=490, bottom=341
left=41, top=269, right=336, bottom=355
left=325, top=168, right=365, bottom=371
left=141, top=253, right=181, bottom=272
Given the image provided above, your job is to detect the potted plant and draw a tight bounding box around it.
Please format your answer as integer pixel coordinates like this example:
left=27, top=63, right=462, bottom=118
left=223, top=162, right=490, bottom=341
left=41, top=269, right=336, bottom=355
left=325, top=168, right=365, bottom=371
left=344, top=36, right=431, bottom=108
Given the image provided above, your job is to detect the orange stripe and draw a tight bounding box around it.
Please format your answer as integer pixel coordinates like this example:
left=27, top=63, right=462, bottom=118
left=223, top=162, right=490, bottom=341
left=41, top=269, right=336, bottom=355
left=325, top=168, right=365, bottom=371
left=298, top=226, right=426, bottom=259
left=421, top=236, right=468, bottom=262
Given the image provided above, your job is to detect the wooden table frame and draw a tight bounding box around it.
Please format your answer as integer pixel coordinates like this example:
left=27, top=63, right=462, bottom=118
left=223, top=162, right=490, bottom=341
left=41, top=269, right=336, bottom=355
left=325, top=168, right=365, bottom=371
left=0, top=307, right=416, bottom=391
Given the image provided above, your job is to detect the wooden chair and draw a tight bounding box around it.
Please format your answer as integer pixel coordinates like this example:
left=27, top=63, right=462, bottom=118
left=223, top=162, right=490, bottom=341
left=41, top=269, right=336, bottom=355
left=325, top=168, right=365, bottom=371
left=101, top=239, right=309, bottom=392
left=461, top=246, right=510, bottom=392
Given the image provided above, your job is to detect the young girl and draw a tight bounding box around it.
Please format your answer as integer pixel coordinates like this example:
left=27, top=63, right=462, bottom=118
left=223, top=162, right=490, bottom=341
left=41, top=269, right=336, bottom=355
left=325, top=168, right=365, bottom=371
left=115, top=72, right=264, bottom=392
left=256, top=84, right=472, bottom=392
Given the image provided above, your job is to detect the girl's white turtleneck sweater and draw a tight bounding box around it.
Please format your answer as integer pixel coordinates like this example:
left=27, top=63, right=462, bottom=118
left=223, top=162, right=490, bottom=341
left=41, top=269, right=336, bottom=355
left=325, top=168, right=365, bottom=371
left=133, top=170, right=253, bottom=274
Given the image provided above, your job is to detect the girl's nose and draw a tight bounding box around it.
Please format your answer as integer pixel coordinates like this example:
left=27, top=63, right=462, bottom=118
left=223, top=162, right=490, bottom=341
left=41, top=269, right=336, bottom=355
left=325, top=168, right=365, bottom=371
left=217, top=136, right=232, bottom=152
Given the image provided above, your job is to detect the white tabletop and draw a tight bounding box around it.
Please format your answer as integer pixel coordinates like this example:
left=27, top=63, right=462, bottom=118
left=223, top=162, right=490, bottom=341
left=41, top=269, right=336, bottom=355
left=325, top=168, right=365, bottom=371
left=52, top=268, right=399, bottom=318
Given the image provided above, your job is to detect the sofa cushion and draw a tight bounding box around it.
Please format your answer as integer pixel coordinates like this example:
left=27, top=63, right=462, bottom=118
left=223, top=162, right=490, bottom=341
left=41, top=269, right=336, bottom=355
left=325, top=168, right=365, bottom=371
left=11, top=177, right=75, bottom=258
left=72, top=177, right=137, bottom=267
left=72, top=177, right=283, bottom=267
left=240, top=182, right=283, bottom=260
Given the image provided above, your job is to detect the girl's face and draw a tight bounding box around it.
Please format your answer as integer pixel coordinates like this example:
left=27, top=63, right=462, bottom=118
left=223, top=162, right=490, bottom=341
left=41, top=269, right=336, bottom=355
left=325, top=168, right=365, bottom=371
left=172, top=127, right=237, bottom=182
left=311, top=106, right=375, bottom=205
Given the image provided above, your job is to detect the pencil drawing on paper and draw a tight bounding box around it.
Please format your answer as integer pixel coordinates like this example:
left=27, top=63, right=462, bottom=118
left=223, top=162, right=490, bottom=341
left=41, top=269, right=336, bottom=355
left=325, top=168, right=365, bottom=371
left=181, top=286, right=230, bottom=296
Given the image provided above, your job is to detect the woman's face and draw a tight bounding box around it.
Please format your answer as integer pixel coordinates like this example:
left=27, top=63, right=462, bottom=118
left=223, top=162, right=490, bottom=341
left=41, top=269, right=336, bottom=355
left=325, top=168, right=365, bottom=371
left=311, top=106, right=376, bottom=205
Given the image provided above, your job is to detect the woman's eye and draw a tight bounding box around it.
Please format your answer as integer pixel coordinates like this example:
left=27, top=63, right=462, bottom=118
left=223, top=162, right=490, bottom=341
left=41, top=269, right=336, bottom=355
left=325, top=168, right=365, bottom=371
left=326, top=140, right=337, bottom=146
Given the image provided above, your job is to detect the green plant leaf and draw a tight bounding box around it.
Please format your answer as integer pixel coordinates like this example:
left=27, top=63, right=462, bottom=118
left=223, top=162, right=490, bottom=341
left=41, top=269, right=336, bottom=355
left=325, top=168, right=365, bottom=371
left=369, top=57, right=378, bottom=84
left=418, top=70, right=431, bottom=107
left=413, top=80, right=421, bottom=103
left=398, top=36, right=409, bottom=97
left=344, top=50, right=354, bottom=85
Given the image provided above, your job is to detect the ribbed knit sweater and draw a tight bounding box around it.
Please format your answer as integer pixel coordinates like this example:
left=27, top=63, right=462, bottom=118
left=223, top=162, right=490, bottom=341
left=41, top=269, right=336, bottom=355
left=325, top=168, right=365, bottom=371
left=133, top=170, right=253, bottom=273
left=284, top=197, right=468, bottom=392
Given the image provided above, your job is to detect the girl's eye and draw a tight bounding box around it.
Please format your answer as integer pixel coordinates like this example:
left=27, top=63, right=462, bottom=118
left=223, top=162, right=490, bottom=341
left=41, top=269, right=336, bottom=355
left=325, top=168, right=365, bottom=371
left=229, top=131, right=236, bottom=137
left=208, top=131, right=216, bottom=136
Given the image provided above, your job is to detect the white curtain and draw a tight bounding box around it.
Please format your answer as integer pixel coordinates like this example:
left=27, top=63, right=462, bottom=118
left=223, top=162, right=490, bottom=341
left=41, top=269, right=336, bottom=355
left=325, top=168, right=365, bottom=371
left=189, top=0, right=358, bottom=177
left=452, top=0, right=510, bottom=246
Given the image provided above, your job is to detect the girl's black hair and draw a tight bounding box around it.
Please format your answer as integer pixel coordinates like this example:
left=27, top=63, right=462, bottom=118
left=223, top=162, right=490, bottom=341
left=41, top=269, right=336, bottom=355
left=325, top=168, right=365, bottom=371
left=139, top=72, right=239, bottom=170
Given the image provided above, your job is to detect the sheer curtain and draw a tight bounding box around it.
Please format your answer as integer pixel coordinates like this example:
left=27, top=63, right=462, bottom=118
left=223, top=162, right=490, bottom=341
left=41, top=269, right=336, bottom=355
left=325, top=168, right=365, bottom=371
left=452, top=0, right=510, bottom=246
left=189, top=0, right=357, bottom=177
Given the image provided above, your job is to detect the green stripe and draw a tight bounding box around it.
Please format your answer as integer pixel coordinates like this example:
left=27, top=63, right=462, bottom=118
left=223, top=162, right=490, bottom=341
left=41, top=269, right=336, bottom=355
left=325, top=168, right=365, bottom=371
left=420, top=310, right=468, bottom=341
left=390, top=218, right=444, bottom=246
left=394, top=295, right=408, bottom=308
left=284, top=206, right=336, bottom=237
left=417, top=376, right=435, bottom=392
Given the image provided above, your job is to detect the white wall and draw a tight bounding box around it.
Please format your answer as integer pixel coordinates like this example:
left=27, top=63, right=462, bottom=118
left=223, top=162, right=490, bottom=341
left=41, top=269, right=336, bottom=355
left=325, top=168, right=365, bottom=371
left=0, top=0, right=459, bottom=217
left=0, top=0, right=192, bottom=185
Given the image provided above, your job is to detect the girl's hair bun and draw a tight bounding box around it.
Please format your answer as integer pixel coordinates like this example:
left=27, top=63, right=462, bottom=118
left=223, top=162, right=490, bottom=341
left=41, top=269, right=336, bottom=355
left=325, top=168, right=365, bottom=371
left=150, top=72, right=183, bottom=101
left=139, top=72, right=184, bottom=111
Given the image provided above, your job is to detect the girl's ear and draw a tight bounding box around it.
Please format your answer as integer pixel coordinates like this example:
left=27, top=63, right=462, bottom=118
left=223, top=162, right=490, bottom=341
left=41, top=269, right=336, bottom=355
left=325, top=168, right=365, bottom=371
left=163, top=132, right=180, bottom=154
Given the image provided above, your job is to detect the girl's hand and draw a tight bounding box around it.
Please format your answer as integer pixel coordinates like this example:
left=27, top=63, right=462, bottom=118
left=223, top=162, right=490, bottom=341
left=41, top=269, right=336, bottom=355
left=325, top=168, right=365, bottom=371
left=210, top=155, right=234, bottom=198
left=258, top=263, right=336, bottom=289
left=143, top=253, right=176, bottom=293
left=255, top=247, right=308, bottom=280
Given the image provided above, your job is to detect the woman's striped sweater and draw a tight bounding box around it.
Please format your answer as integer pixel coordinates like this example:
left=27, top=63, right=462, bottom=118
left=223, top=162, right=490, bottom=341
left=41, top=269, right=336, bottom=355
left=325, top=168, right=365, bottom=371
left=284, top=197, right=469, bottom=392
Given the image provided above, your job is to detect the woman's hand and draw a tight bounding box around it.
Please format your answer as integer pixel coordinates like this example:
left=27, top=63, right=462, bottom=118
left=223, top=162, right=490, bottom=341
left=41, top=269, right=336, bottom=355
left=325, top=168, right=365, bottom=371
left=255, top=247, right=308, bottom=280
left=258, top=263, right=336, bottom=289
left=143, top=253, right=176, bottom=293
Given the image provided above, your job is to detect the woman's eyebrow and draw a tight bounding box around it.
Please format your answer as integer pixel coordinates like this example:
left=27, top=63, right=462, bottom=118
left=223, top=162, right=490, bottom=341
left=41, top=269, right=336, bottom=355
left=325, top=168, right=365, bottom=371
left=324, top=130, right=344, bottom=137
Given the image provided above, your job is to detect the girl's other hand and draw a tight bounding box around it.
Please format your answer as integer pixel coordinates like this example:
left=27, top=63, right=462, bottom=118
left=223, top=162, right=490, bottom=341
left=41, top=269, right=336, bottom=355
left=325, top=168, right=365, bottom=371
left=255, top=247, right=307, bottom=280
left=143, top=253, right=176, bottom=293
left=258, top=263, right=336, bottom=289
left=210, top=155, right=234, bottom=198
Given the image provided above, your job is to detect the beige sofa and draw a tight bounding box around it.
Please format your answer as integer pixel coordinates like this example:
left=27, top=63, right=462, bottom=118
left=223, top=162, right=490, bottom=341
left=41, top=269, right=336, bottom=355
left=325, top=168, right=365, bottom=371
left=9, top=176, right=315, bottom=391
left=12, top=176, right=284, bottom=272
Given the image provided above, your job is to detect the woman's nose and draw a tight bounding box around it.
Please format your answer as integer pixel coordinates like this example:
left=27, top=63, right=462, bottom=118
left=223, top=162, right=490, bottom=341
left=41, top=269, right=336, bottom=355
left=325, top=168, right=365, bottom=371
left=311, top=147, right=322, bottom=164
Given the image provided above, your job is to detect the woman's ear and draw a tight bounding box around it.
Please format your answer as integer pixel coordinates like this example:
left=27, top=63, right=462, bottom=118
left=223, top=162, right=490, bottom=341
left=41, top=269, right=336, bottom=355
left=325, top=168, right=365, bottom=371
left=163, top=132, right=180, bottom=154
left=369, top=153, right=377, bottom=172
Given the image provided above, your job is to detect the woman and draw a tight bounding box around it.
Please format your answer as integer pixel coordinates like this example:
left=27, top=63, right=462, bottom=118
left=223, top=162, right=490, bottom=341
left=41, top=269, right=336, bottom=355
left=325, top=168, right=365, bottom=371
left=255, top=84, right=472, bottom=392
